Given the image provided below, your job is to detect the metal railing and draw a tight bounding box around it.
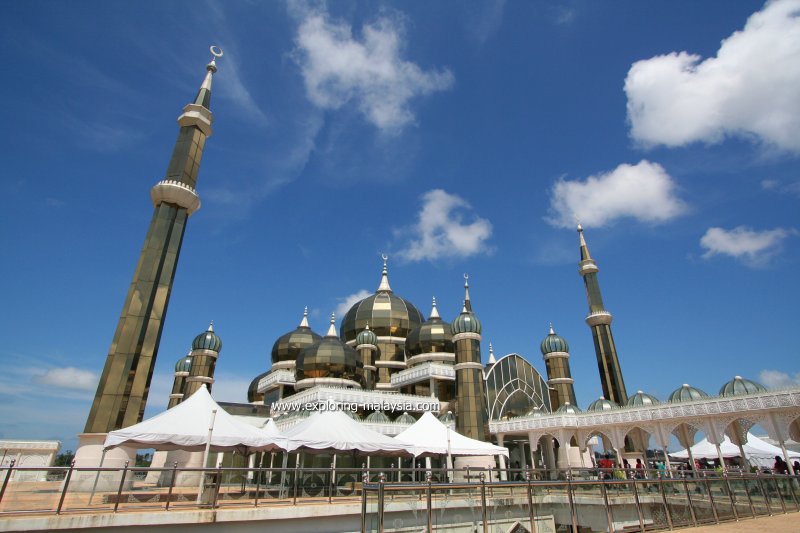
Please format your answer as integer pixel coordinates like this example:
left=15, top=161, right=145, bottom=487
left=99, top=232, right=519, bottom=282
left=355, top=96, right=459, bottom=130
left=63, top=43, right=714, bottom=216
left=1, top=461, right=797, bottom=533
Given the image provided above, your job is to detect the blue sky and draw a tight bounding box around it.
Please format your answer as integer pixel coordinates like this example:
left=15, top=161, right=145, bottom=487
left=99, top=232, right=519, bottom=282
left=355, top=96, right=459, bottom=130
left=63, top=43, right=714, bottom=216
left=1, top=0, right=799, bottom=452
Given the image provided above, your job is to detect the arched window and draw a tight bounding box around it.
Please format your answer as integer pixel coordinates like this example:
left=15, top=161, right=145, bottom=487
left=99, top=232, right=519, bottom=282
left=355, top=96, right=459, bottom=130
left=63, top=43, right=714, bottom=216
left=485, top=353, right=551, bottom=420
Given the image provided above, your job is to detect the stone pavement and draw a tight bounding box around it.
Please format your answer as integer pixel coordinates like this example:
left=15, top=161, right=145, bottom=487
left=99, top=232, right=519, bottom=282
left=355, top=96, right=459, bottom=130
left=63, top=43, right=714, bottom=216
left=676, top=513, right=799, bottom=532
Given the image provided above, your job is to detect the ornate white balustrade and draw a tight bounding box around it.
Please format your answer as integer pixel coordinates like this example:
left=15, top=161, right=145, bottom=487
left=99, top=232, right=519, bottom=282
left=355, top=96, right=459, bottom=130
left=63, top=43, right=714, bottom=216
left=390, top=362, right=456, bottom=387
left=257, top=369, right=296, bottom=392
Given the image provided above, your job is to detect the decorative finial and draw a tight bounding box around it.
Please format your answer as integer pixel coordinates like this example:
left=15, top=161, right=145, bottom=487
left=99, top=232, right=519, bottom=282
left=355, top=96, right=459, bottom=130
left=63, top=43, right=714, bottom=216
left=365, top=323, right=370, bottom=331
left=208, top=320, right=214, bottom=332
left=377, top=254, right=392, bottom=292
left=299, top=306, right=310, bottom=328
left=463, top=273, right=472, bottom=311
left=207, top=46, right=223, bottom=72
left=549, top=322, right=555, bottom=335
left=488, top=342, right=496, bottom=364
left=430, top=297, right=440, bottom=319
left=326, top=313, right=337, bottom=337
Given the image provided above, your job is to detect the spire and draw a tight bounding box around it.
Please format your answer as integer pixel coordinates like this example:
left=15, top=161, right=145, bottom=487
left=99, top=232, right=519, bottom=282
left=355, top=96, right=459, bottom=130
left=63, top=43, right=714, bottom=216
left=577, top=224, right=593, bottom=262
left=430, top=297, right=440, bottom=319
left=463, top=273, right=472, bottom=311
left=207, top=320, right=214, bottom=332
left=194, top=46, right=223, bottom=110
left=299, top=306, right=309, bottom=328
left=377, top=254, right=392, bottom=292
left=488, top=342, right=496, bottom=364
left=549, top=322, right=555, bottom=335
left=326, top=313, right=337, bottom=337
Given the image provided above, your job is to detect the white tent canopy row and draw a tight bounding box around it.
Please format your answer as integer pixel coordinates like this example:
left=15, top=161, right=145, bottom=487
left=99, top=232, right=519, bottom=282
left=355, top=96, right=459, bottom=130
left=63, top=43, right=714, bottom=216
left=104, top=388, right=508, bottom=459
left=670, top=432, right=800, bottom=469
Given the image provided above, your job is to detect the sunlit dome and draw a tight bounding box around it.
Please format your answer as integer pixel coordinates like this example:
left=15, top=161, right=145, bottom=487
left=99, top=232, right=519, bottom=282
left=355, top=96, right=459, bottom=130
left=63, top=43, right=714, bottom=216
left=587, top=397, right=618, bottom=412
left=271, top=308, right=322, bottom=365
left=555, top=402, right=581, bottom=415
left=192, top=322, right=222, bottom=352
left=406, top=297, right=454, bottom=356
left=174, top=353, right=192, bottom=373
left=668, top=384, right=709, bottom=403
left=540, top=324, right=569, bottom=354
left=719, top=376, right=767, bottom=397
left=627, top=390, right=660, bottom=407
left=395, top=412, right=416, bottom=425
left=366, top=411, right=390, bottom=423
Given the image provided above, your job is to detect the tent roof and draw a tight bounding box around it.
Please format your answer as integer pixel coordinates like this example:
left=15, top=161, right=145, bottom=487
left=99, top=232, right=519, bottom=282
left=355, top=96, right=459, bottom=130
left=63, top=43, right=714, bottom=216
left=670, top=432, right=800, bottom=461
left=394, top=412, right=509, bottom=457
left=103, top=386, right=285, bottom=453
left=281, top=410, right=414, bottom=456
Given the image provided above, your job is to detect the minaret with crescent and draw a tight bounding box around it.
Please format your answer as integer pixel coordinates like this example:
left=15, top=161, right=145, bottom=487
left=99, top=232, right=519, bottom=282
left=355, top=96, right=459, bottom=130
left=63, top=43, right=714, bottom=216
left=81, top=48, right=223, bottom=448
left=577, top=224, right=628, bottom=405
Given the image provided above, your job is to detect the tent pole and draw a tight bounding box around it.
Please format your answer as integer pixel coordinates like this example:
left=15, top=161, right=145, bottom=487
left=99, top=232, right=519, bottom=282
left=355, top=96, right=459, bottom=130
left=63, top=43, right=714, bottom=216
left=196, top=408, right=217, bottom=505
left=446, top=427, right=453, bottom=483
left=714, top=443, right=727, bottom=472
left=737, top=443, right=749, bottom=471
left=87, top=448, right=107, bottom=505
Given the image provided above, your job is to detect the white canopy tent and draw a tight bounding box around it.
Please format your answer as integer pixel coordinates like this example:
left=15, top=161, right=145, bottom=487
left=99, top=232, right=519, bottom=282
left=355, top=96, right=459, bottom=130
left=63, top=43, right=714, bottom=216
left=281, top=410, right=414, bottom=456
left=394, top=412, right=509, bottom=457
left=103, top=386, right=286, bottom=453
left=670, top=432, right=800, bottom=469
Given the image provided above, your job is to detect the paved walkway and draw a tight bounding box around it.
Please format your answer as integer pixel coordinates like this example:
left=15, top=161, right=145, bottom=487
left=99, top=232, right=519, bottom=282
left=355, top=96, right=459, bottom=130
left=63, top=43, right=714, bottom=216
left=676, top=513, right=799, bottom=532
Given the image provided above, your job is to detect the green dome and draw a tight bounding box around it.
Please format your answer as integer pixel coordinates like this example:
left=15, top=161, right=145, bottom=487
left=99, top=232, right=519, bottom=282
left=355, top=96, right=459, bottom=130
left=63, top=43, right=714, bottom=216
left=366, top=411, right=391, bottom=423
left=356, top=325, right=378, bottom=346
left=627, top=390, right=660, bottom=407
left=395, top=412, right=416, bottom=425
left=719, top=376, right=767, bottom=397
left=406, top=298, right=454, bottom=356
left=451, top=310, right=481, bottom=335
left=438, top=411, right=455, bottom=423
left=247, top=371, right=268, bottom=403
left=555, top=402, right=581, bottom=415
left=296, top=316, right=360, bottom=383
left=271, top=316, right=322, bottom=365
left=175, top=353, right=192, bottom=373
left=587, top=397, right=618, bottom=411
left=540, top=325, right=569, bottom=354
left=668, top=384, right=709, bottom=403
left=192, top=323, right=222, bottom=352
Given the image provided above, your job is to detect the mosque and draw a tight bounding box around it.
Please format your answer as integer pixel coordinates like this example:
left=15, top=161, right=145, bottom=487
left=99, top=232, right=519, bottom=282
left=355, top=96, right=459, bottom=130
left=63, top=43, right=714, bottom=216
left=73, top=48, right=800, bottom=479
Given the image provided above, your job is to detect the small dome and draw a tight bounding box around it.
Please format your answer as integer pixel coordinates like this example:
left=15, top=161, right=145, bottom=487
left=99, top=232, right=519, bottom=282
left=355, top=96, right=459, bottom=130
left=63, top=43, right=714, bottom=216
left=175, top=353, right=192, bottom=373
left=451, top=310, right=481, bottom=335
left=296, top=315, right=359, bottom=382
left=438, top=411, right=455, bottom=423
left=192, top=322, right=222, bottom=352
left=247, top=371, right=268, bottom=403
left=366, top=411, right=391, bottom=423
left=271, top=308, right=322, bottom=365
left=555, top=402, right=581, bottom=415
left=669, top=384, right=709, bottom=403
left=525, top=406, right=547, bottom=417
left=719, top=376, right=767, bottom=397
left=587, top=397, right=618, bottom=412
left=340, top=258, right=424, bottom=342
left=395, top=412, right=416, bottom=425
left=627, top=390, right=660, bottom=407
left=406, top=298, right=454, bottom=356
left=345, top=410, right=361, bottom=421
left=540, top=324, right=569, bottom=354
left=356, top=324, right=378, bottom=346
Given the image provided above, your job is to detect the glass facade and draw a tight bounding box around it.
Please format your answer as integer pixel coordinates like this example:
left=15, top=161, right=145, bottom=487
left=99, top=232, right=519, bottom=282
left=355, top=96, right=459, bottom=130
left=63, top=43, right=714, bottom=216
left=340, top=292, right=424, bottom=342
left=485, top=354, right=551, bottom=421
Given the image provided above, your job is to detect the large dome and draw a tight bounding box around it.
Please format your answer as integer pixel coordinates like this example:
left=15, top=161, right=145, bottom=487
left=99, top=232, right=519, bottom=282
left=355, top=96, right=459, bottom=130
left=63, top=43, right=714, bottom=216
left=247, top=371, right=268, bottom=403
left=405, top=298, right=454, bottom=356
left=271, top=308, right=322, bottom=365
left=297, top=316, right=360, bottom=383
left=340, top=259, right=424, bottom=342
left=540, top=324, right=569, bottom=354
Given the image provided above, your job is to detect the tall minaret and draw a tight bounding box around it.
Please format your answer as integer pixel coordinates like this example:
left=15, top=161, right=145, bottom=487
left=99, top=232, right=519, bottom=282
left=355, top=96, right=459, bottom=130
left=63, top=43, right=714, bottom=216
left=451, top=274, right=489, bottom=441
left=577, top=225, right=628, bottom=405
left=82, top=47, right=223, bottom=436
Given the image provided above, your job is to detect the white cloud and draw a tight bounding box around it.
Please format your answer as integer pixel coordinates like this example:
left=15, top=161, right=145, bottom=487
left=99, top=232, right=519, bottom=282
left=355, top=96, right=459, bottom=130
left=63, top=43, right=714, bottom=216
left=759, top=369, right=800, bottom=388
left=547, top=160, right=687, bottom=228
left=761, top=178, right=800, bottom=197
left=33, top=367, right=98, bottom=391
left=335, top=289, right=371, bottom=319
left=292, top=7, right=454, bottom=132
left=700, top=226, right=794, bottom=266
left=397, top=189, right=493, bottom=262
left=625, top=0, right=800, bottom=152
